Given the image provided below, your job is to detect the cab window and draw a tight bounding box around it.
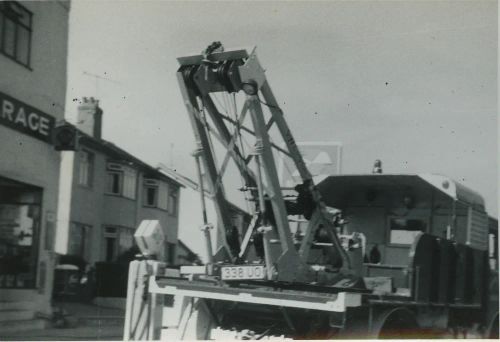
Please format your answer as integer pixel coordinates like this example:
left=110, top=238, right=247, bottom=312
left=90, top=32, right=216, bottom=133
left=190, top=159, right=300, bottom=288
left=389, top=217, right=427, bottom=245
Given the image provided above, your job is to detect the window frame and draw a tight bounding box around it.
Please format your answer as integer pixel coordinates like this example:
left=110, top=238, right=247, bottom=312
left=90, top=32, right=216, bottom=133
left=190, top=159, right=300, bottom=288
left=103, top=225, right=134, bottom=262
left=77, top=150, right=94, bottom=188
left=142, top=179, right=168, bottom=210
left=386, top=214, right=429, bottom=247
left=122, top=167, right=137, bottom=200
left=106, top=170, right=123, bottom=195
left=68, top=222, right=91, bottom=260
left=143, top=184, right=158, bottom=208
left=0, top=1, right=33, bottom=69
left=105, top=163, right=137, bottom=200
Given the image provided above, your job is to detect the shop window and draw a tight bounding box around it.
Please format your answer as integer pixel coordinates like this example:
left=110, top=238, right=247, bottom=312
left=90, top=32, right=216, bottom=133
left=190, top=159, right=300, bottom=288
left=0, top=177, right=41, bottom=288
left=388, top=217, right=427, bottom=245
left=68, top=222, right=91, bottom=261
left=106, top=163, right=136, bottom=199
left=143, top=179, right=168, bottom=210
left=78, top=150, right=94, bottom=187
left=0, top=2, right=32, bottom=68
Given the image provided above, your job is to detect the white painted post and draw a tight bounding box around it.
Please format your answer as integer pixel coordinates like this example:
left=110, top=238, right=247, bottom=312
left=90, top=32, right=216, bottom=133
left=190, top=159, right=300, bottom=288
left=123, top=260, right=164, bottom=341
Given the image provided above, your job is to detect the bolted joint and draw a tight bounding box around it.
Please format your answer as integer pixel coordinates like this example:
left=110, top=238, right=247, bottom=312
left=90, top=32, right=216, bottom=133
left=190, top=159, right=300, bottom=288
left=191, top=148, right=203, bottom=157
left=252, top=140, right=264, bottom=155
left=200, top=223, right=214, bottom=232
left=257, top=225, right=273, bottom=234
left=242, top=80, right=259, bottom=96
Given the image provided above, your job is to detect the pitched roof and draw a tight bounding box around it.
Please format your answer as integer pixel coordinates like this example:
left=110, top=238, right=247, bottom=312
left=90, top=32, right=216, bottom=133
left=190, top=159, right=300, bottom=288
left=69, top=123, right=184, bottom=188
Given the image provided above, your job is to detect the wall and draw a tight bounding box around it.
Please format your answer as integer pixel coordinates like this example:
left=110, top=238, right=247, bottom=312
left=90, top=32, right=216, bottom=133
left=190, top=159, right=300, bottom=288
left=67, top=145, right=181, bottom=265
left=0, top=1, right=69, bottom=120
left=68, top=147, right=106, bottom=265
left=0, top=1, right=70, bottom=314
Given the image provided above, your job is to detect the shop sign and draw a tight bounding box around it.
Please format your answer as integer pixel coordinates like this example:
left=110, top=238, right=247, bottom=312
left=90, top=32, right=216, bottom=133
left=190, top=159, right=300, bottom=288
left=0, top=91, right=55, bottom=143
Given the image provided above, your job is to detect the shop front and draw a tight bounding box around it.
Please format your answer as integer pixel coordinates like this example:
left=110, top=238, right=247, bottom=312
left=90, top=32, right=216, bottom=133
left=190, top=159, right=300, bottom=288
left=0, top=177, right=42, bottom=289
left=0, top=91, right=59, bottom=314
left=0, top=1, right=70, bottom=325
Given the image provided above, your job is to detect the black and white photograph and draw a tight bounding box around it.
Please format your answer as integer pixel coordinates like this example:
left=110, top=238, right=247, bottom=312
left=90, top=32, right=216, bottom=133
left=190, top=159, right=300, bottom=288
left=0, top=0, right=498, bottom=340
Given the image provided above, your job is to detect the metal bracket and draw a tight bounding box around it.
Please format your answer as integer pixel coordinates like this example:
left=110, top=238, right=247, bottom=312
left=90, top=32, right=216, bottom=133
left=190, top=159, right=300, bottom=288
left=239, top=48, right=266, bottom=90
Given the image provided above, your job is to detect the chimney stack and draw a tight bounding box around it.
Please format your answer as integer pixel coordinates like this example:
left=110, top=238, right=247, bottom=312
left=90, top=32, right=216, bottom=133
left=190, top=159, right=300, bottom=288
left=372, top=159, right=383, bottom=174
left=77, top=97, right=103, bottom=139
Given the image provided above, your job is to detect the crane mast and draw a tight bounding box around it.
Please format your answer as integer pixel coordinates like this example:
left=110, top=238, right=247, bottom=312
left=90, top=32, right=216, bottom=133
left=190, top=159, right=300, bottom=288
left=176, top=44, right=352, bottom=283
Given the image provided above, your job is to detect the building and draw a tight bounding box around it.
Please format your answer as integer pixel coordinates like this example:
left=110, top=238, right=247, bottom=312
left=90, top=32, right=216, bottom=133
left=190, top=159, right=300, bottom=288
left=54, top=98, right=183, bottom=268
left=0, top=0, right=70, bottom=324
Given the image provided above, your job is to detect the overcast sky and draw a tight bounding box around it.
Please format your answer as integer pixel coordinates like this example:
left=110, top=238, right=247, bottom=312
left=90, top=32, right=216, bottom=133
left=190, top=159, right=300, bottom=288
left=64, top=1, right=498, bottom=252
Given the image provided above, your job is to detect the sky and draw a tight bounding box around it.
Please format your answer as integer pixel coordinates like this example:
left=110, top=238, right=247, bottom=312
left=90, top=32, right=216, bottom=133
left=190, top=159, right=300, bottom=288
left=64, top=1, right=498, bottom=255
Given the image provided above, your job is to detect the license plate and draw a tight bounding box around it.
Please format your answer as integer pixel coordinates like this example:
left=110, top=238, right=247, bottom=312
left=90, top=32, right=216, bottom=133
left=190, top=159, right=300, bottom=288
left=220, top=265, right=266, bottom=280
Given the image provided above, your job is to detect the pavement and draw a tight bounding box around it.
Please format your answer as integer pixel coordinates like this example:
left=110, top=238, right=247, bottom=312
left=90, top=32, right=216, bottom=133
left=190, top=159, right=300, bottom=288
left=2, top=325, right=124, bottom=341
left=1, top=301, right=125, bottom=341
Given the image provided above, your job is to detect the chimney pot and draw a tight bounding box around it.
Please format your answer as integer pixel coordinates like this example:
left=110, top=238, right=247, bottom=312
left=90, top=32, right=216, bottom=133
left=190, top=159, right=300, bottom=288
left=372, top=159, right=383, bottom=174
left=76, top=97, right=103, bottom=139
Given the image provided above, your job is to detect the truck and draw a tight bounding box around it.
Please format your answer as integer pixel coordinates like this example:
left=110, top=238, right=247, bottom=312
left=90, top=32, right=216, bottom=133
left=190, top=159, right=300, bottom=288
left=123, top=44, right=499, bottom=340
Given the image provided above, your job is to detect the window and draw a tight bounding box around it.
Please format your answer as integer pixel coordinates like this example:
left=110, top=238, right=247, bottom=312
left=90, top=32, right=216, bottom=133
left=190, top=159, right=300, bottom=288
left=0, top=185, right=41, bottom=288
left=168, top=188, right=178, bottom=216
left=106, top=171, right=122, bottom=195
left=119, top=228, right=134, bottom=252
left=103, top=226, right=134, bottom=262
left=123, top=167, right=137, bottom=199
left=103, top=227, right=117, bottom=262
left=68, top=222, right=91, bottom=260
left=144, top=185, right=157, bottom=207
left=0, top=2, right=32, bottom=67
left=388, top=217, right=427, bottom=245
left=106, top=163, right=136, bottom=199
left=78, top=150, right=94, bottom=187
left=143, top=179, right=168, bottom=210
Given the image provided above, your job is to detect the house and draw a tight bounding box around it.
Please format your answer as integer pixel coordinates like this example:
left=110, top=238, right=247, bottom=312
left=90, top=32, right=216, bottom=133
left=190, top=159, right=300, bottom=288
left=54, top=98, right=183, bottom=269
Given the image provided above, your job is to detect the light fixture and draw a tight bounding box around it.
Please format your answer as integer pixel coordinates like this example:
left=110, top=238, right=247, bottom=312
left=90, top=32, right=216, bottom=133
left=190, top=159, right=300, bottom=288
left=403, top=194, right=415, bottom=209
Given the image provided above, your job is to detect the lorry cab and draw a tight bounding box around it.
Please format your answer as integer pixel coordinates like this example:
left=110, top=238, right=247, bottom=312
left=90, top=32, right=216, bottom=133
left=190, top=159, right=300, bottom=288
left=316, top=173, right=498, bottom=300
left=318, top=173, right=490, bottom=266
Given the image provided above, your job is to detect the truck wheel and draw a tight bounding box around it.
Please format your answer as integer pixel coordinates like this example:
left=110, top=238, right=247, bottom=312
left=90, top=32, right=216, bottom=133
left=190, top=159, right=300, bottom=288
left=372, top=307, right=419, bottom=339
